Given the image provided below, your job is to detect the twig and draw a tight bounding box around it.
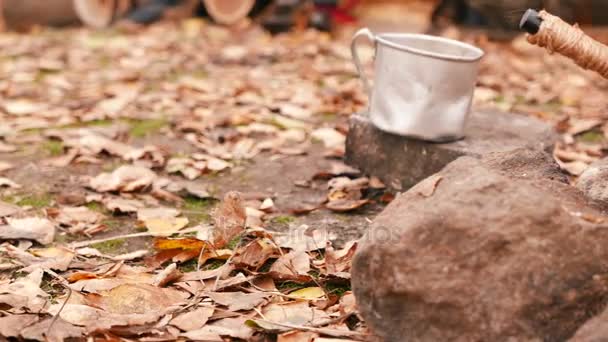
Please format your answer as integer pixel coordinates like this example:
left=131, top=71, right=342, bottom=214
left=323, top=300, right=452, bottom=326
left=68, top=226, right=209, bottom=249
left=44, top=269, right=72, bottom=336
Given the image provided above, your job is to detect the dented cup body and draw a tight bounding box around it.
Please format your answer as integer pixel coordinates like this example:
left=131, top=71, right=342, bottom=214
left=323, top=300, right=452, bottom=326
left=351, top=29, right=484, bottom=142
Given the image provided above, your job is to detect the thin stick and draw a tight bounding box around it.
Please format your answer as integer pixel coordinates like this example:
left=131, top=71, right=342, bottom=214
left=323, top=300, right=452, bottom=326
left=44, top=269, right=72, bottom=336
left=68, top=226, right=209, bottom=249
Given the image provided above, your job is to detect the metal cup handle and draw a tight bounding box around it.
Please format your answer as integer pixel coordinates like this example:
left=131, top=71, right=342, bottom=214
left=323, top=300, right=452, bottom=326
left=351, top=28, right=376, bottom=105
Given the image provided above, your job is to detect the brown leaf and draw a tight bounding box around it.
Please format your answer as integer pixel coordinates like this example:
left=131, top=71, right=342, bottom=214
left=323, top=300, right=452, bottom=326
left=89, top=165, right=157, bottom=193
left=325, top=199, right=369, bottom=212
left=20, top=317, right=84, bottom=342
left=0, top=217, right=55, bottom=244
left=181, top=316, right=254, bottom=340
left=269, top=250, right=311, bottom=281
left=207, top=291, right=269, bottom=311
left=278, top=330, right=319, bottom=342
left=91, top=283, right=186, bottom=315
left=325, top=241, right=357, bottom=275
left=339, top=291, right=357, bottom=316
left=0, top=201, right=21, bottom=217
left=171, top=306, right=214, bottom=331
left=233, top=238, right=278, bottom=270
left=152, top=263, right=182, bottom=287
left=0, top=268, right=48, bottom=312
left=274, top=226, right=328, bottom=252
left=211, top=191, right=246, bottom=248
left=0, top=314, right=39, bottom=338
left=252, top=301, right=330, bottom=331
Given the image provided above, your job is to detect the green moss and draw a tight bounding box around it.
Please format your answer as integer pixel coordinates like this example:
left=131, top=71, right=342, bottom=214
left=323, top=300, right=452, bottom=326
left=8, top=193, right=53, bottom=209
left=324, top=282, right=351, bottom=297
left=91, top=238, right=126, bottom=254
left=226, top=236, right=242, bottom=250
left=202, top=259, right=225, bottom=270
left=178, top=259, right=199, bottom=273
left=182, top=196, right=216, bottom=224
left=85, top=201, right=105, bottom=213
left=129, top=118, right=168, bottom=138
left=271, top=215, right=295, bottom=225
left=308, top=269, right=320, bottom=279
left=54, top=233, right=77, bottom=245
left=41, top=140, right=64, bottom=156
left=61, top=119, right=113, bottom=129
left=579, top=131, right=604, bottom=143
left=102, top=219, right=124, bottom=230
left=191, top=70, right=208, bottom=79
left=277, top=281, right=305, bottom=292
left=101, top=160, right=122, bottom=172
left=319, top=112, right=337, bottom=122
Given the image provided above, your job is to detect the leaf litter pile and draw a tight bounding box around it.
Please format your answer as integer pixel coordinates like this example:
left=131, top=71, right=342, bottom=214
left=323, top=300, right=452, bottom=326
left=0, top=19, right=390, bottom=342
left=3, top=7, right=608, bottom=341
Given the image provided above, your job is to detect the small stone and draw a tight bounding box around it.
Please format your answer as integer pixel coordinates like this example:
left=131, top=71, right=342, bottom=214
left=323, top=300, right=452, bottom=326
left=576, top=158, right=608, bottom=205
left=345, top=110, right=556, bottom=191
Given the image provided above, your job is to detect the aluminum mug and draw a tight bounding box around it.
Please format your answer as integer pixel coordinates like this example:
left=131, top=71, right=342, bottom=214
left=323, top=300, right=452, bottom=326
left=351, top=28, right=484, bottom=142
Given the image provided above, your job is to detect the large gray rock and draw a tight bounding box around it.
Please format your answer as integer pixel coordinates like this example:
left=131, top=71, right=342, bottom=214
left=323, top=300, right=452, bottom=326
left=352, top=149, right=608, bottom=342
left=345, top=110, right=556, bottom=191
left=576, top=158, right=608, bottom=205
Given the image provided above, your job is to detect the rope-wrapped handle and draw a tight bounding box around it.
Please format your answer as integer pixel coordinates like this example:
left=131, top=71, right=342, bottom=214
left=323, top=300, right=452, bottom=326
left=520, top=9, right=608, bottom=79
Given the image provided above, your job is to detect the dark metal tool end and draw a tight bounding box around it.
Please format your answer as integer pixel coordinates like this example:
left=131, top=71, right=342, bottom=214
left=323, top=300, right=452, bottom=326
left=520, top=9, right=543, bottom=34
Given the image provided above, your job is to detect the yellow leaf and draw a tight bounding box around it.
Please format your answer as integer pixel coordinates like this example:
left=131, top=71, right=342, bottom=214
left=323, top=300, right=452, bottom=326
left=145, top=217, right=189, bottom=237
left=154, top=238, right=208, bottom=251
left=289, top=287, right=325, bottom=300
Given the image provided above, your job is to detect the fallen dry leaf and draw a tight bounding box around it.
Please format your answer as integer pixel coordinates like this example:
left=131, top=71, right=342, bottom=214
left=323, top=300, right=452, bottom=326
left=0, top=177, right=21, bottom=189
left=171, top=306, right=214, bottom=331
left=182, top=316, right=255, bottom=340
left=89, top=165, right=157, bottom=192
left=20, top=317, right=84, bottom=342
left=207, top=291, right=269, bottom=311
left=152, top=263, right=182, bottom=287
left=278, top=330, right=319, bottom=342
left=0, top=314, right=39, bottom=338
left=270, top=250, right=311, bottom=281
left=249, top=301, right=330, bottom=332
left=275, top=226, right=328, bottom=252
left=212, top=191, right=246, bottom=248
left=289, top=287, right=326, bottom=300
left=0, top=201, right=21, bottom=217
left=145, top=217, right=189, bottom=237
left=0, top=217, right=55, bottom=244
left=233, top=238, right=278, bottom=270
left=0, top=268, right=49, bottom=312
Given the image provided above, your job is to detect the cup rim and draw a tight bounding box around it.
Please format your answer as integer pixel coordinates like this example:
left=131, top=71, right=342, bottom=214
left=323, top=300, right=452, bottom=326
left=375, top=33, right=484, bottom=62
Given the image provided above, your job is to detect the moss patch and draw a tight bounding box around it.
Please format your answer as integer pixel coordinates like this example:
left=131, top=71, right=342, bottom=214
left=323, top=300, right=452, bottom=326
left=41, top=140, right=64, bottom=156
left=178, top=259, right=199, bottom=273
left=270, top=215, right=296, bottom=228
left=182, top=196, right=216, bottom=224
left=579, top=130, right=604, bottom=144
left=324, top=282, right=351, bottom=297
left=277, top=281, right=306, bottom=292
left=4, top=193, right=54, bottom=209
left=129, top=118, right=168, bottom=138
left=91, top=238, right=126, bottom=254
left=202, top=259, right=225, bottom=270
left=85, top=201, right=105, bottom=213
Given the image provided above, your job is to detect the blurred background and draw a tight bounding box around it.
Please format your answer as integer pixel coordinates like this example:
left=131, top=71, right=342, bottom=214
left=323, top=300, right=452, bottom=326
left=3, top=0, right=608, bottom=36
